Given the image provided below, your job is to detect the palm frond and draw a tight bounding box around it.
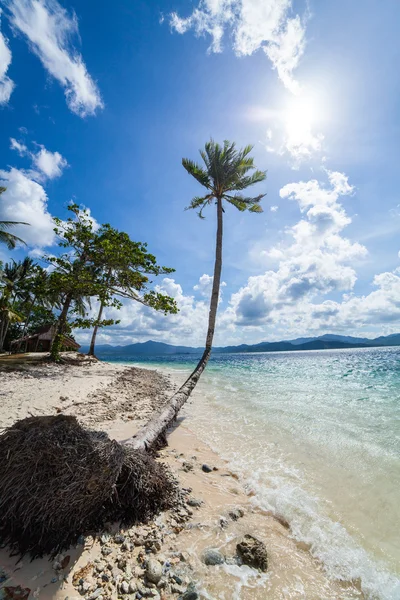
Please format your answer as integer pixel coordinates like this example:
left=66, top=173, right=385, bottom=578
left=185, top=195, right=214, bottom=218
left=230, top=169, right=267, bottom=191
left=0, top=220, right=30, bottom=230
left=225, top=197, right=247, bottom=211
left=225, top=193, right=266, bottom=212
left=248, top=203, right=264, bottom=213
left=0, top=231, right=26, bottom=250
left=0, top=220, right=29, bottom=249
left=182, top=158, right=211, bottom=188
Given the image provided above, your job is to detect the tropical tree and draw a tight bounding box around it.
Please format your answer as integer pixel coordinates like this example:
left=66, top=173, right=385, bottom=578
left=0, top=257, right=35, bottom=351
left=87, top=225, right=178, bottom=356
left=0, top=187, right=29, bottom=249
left=48, top=205, right=178, bottom=361
left=47, top=205, right=104, bottom=361
left=130, top=140, right=266, bottom=451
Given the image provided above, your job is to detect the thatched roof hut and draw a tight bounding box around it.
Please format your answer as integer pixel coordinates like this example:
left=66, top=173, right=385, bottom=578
left=10, top=324, right=80, bottom=353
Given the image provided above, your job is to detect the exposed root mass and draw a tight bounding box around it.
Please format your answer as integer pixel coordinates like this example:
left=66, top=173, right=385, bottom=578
left=0, top=415, right=177, bottom=558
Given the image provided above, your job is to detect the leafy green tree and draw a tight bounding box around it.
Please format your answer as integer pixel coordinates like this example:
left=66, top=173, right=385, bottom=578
left=0, top=187, right=29, bottom=249
left=183, top=140, right=266, bottom=368
left=0, top=258, right=35, bottom=351
left=87, top=226, right=178, bottom=356
left=48, top=205, right=178, bottom=361
left=13, top=266, right=60, bottom=352
left=46, top=205, right=104, bottom=361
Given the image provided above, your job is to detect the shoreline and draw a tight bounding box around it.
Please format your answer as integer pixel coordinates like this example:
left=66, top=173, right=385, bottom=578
left=0, top=357, right=364, bottom=599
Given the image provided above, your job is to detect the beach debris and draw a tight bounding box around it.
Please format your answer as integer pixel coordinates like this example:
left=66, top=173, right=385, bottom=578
left=181, top=461, right=194, bottom=472
left=0, top=415, right=177, bottom=558
left=236, top=534, right=268, bottom=571
left=146, top=558, right=163, bottom=584
left=228, top=507, right=245, bottom=521
left=186, top=498, right=202, bottom=508
left=201, top=464, right=212, bottom=473
left=202, top=548, right=225, bottom=566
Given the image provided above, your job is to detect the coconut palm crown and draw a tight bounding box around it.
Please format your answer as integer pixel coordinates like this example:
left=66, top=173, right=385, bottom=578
left=183, top=139, right=266, bottom=218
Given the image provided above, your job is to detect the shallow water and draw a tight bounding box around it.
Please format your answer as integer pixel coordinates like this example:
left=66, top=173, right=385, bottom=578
left=105, top=347, right=400, bottom=600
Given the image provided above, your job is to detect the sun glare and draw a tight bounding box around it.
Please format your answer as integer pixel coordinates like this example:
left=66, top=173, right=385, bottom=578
left=283, top=94, right=325, bottom=157
left=285, top=96, right=318, bottom=140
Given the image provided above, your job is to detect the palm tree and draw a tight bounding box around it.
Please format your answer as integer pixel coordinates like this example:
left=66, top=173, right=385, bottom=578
left=0, top=187, right=29, bottom=249
left=129, top=140, right=266, bottom=451
left=0, top=258, right=35, bottom=351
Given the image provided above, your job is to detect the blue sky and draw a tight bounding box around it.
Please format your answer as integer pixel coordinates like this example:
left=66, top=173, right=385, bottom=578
left=1, top=0, right=400, bottom=346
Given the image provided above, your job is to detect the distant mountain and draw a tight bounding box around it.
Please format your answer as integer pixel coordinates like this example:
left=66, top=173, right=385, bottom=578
left=288, top=334, right=371, bottom=345
left=80, top=333, right=400, bottom=357
left=369, top=333, right=400, bottom=346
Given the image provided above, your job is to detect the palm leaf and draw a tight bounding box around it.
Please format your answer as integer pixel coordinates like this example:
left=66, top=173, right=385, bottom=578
left=182, top=159, right=211, bottom=188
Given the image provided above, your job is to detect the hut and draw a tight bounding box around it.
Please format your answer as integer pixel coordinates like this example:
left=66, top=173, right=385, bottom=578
left=10, top=324, right=80, bottom=354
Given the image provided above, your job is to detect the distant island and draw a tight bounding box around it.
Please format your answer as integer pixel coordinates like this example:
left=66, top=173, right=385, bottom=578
left=80, top=333, right=400, bottom=356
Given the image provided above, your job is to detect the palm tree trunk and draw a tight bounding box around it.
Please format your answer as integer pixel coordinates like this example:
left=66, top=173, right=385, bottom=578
left=50, top=293, right=73, bottom=361
left=16, top=295, right=36, bottom=352
left=0, top=317, right=9, bottom=352
left=88, top=299, right=105, bottom=356
left=127, top=197, right=224, bottom=451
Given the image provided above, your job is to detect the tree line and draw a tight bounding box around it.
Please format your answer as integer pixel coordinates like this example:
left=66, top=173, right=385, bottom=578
left=0, top=140, right=266, bottom=368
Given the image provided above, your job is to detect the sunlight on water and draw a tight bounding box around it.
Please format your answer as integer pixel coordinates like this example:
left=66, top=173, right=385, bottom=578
left=107, top=347, right=400, bottom=600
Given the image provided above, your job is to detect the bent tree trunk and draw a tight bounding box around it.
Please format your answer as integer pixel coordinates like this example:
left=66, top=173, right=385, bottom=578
left=126, top=197, right=223, bottom=452
left=88, top=299, right=104, bottom=357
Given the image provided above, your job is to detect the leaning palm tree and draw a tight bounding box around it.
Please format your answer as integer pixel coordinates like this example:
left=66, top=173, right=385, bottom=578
left=0, top=187, right=28, bottom=249
left=129, top=140, right=266, bottom=451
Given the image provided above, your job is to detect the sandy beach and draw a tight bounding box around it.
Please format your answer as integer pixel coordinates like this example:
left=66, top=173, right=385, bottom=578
left=0, top=356, right=363, bottom=599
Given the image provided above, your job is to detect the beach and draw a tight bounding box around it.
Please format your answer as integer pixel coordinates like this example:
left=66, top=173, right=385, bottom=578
left=0, top=355, right=366, bottom=599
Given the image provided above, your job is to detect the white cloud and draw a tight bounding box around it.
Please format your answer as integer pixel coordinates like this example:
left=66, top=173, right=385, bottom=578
left=4, top=0, right=103, bottom=116
left=170, top=0, right=306, bottom=93
left=10, top=136, right=68, bottom=180
left=76, top=277, right=211, bottom=347
left=32, top=145, right=67, bottom=178
left=0, top=10, right=14, bottom=104
left=193, top=273, right=226, bottom=299
left=10, top=137, right=27, bottom=155
left=270, top=205, right=278, bottom=212
left=228, top=171, right=367, bottom=327
left=0, top=167, right=55, bottom=247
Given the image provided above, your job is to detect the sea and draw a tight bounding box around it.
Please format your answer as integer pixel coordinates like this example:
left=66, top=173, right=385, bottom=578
left=103, top=346, right=400, bottom=600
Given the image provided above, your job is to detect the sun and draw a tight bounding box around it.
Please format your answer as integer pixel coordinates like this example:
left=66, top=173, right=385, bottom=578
left=283, top=94, right=324, bottom=157
left=285, top=96, right=319, bottom=142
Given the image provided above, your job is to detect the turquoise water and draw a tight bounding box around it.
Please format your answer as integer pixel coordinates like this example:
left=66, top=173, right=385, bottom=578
left=104, top=347, right=400, bottom=599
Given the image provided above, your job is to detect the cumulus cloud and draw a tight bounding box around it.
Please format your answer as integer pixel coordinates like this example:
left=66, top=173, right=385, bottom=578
left=4, top=0, right=103, bottom=116
left=270, top=205, right=278, bottom=212
left=228, top=171, right=367, bottom=327
left=193, top=273, right=226, bottom=299
left=10, top=136, right=68, bottom=180
left=74, top=277, right=211, bottom=347
left=0, top=167, right=55, bottom=247
left=170, top=0, right=306, bottom=93
left=0, top=10, right=14, bottom=104
left=32, top=145, right=67, bottom=178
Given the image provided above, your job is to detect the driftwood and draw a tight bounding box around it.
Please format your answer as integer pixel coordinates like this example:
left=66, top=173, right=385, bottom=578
left=126, top=348, right=211, bottom=452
